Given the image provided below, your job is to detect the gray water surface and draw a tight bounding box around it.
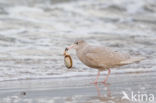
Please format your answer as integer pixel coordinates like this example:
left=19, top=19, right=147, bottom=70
left=0, top=0, right=155, bottom=82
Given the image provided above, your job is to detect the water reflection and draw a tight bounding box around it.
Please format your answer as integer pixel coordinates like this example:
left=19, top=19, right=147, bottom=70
left=93, top=83, right=131, bottom=103
left=94, top=83, right=111, bottom=97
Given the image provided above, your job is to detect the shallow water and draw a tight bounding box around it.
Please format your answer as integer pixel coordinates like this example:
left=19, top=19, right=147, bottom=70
left=0, top=72, right=155, bottom=103
left=0, top=0, right=156, bottom=82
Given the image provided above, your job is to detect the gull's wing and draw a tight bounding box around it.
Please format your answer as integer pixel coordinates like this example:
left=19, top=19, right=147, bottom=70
left=85, top=46, right=130, bottom=68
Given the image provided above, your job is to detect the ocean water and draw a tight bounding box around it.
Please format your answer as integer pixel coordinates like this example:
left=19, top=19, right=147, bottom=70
left=0, top=0, right=156, bottom=81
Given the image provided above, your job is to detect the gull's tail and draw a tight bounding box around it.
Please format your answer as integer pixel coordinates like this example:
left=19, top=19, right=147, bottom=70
left=120, top=56, right=145, bottom=65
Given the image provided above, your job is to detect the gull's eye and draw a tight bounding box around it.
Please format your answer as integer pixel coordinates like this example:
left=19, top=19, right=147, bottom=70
left=75, top=42, right=78, bottom=45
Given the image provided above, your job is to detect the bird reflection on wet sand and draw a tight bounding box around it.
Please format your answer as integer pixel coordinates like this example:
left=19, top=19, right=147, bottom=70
left=92, top=83, right=131, bottom=103
left=94, top=83, right=111, bottom=97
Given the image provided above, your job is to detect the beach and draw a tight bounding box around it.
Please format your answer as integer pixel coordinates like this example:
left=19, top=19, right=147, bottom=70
left=0, top=0, right=156, bottom=103
left=0, top=71, right=155, bottom=103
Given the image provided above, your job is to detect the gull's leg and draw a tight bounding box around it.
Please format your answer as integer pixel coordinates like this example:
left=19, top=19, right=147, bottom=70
left=102, top=68, right=111, bottom=84
left=91, top=71, right=100, bottom=84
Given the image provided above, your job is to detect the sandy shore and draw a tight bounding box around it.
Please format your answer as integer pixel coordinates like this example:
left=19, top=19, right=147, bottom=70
left=0, top=71, right=155, bottom=103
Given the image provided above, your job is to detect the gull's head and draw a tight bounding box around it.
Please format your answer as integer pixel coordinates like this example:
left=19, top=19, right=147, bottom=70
left=67, top=40, right=87, bottom=51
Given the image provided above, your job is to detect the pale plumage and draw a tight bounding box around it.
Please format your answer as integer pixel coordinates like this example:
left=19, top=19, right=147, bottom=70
left=67, top=40, right=144, bottom=84
left=77, top=45, right=129, bottom=70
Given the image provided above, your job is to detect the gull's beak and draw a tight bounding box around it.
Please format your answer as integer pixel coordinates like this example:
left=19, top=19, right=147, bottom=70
left=64, top=44, right=76, bottom=56
left=66, top=44, right=76, bottom=50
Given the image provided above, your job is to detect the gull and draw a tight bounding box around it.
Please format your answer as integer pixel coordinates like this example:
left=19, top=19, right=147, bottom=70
left=67, top=40, right=144, bottom=84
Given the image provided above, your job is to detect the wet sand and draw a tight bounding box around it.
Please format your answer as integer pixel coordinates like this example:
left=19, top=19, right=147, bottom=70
left=0, top=71, right=155, bottom=103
